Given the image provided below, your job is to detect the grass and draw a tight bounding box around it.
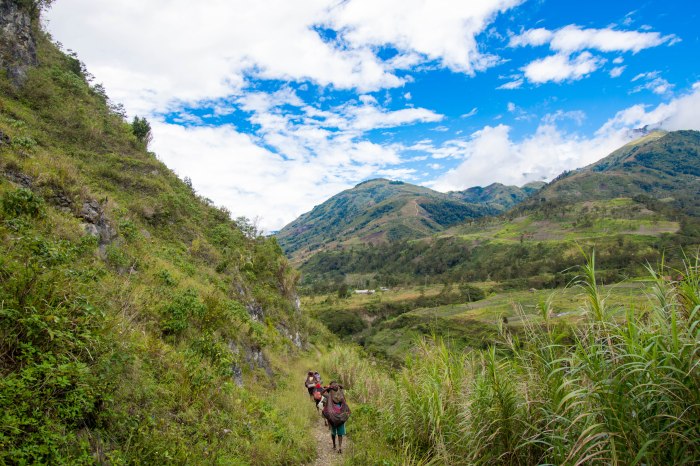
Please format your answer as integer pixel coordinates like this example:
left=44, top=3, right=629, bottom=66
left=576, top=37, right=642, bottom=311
left=306, top=280, right=655, bottom=364
left=319, top=255, right=700, bottom=464
left=452, top=198, right=679, bottom=243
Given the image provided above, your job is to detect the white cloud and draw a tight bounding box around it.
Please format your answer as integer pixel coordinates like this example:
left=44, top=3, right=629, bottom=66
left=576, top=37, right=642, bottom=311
left=328, top=0, right=524, bottom=75
left=508, top=27, right=552, bottom=47
left=150, top=117, right=404, bottom=230
left=600, top=82, right=700, bottom=132
left=510, top=25, right=677, bottom=54
left=523, top=52, right=603, bottom=84
left=510, top=24, right=677, bottom=86
left=610, top=66, right=626, bottom=78
left=630, top=71, right=673, bottom=95
left=430, top=83, right=700, bottom=191
left=47, top=0, right=523, bottom=115
left=497, top=78, right=524, bottom=89
left=461, top=107, right=478, bottom=118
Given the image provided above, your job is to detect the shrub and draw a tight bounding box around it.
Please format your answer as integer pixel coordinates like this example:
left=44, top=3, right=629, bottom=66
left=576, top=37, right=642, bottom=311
left=2, top=188, right=44, bottom=218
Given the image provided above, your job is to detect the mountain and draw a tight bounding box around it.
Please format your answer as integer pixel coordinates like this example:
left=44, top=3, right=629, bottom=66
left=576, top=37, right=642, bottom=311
left=449, top=181, right=546, bottom=212
left=276, top=178, right=497, bottom=262
left=525, top=130, right=700, bottom=216
left=296, top=130, right=700, bottom=293
left=0, top=4, right=312, bottom=463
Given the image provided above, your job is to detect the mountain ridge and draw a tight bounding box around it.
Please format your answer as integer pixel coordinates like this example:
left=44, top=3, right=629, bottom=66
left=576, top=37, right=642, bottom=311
left=276, top=177, right=544, bottom=262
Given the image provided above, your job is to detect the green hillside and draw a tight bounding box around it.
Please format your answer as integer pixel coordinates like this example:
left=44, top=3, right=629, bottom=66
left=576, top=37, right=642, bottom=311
left=525, top=130, right=700, bottom=216
left=449, top=180, right=545, bottom=212
left=296, top=131, right=700, bottom=293
left=0, top=4, right=315, bottom=463
left=276, top=178, right=496, bottom=262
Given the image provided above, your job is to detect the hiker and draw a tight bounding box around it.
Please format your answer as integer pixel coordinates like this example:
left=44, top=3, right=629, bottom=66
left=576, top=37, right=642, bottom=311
left=320, top=381, right=350, bottom=454
left=313, top=371, right=322, bottom=384
left=312, top=382, right=324, bottom=409
left=304, top=371, right=317, bottom=400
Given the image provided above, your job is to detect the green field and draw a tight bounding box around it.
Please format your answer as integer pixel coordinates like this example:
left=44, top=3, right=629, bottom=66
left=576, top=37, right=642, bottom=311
left=305, top=279, right=655, bottom=362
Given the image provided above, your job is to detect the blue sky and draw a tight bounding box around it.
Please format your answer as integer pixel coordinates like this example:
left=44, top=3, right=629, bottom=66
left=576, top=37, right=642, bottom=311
left=46, top=0, right=700, bottom=230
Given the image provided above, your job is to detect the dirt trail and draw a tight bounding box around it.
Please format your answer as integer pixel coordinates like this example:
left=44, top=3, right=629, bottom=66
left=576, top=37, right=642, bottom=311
left=309, top=410, right=351, bottom=465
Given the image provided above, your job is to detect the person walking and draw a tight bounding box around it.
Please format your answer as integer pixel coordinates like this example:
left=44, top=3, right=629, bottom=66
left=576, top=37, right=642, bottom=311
left=304, top=370, right=316, bottom=400
left=320, top=381, right=350, bottom=454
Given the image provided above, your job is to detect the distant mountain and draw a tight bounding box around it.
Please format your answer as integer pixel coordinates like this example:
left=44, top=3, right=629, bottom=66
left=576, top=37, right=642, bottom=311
left=525, top=130, right=700, bottom=216
left=294, top=130, right=700, bottom=292
left=449, top=181, right=545, bottom=212
left=276, top=179, right=498, bottom=261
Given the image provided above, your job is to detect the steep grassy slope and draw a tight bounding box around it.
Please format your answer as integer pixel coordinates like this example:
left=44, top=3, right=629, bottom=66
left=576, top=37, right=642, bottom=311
left=0, top=5, right=314, bottom=463
left=276, top=178, right=495, bottom=262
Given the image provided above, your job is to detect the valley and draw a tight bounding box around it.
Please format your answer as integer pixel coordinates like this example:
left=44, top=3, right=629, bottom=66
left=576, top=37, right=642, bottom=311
left=1, top=1, right=699, bottom=464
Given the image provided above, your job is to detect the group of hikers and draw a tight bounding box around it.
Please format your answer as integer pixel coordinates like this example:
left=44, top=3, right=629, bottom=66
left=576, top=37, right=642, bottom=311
left=304, top=370, right=350, bottom=454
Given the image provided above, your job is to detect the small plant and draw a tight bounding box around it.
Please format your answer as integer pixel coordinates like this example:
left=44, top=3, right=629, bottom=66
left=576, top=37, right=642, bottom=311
left=1, top=188, right=44, bottom=218
left=11, top=136, right=38, bottom=150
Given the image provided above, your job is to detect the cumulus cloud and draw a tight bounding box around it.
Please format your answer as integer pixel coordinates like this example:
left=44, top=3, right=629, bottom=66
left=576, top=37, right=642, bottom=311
left=328, top=0, right=523, bottom=75
left=47, top=0, right=522, bottom=114
left=430, top=83, right=700, bottom=191
left=150, top=118, right=404, bottom=230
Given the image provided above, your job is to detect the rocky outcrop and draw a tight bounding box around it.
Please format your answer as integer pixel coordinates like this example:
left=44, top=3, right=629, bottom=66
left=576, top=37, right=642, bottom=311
left=0, top=0, right=38, bottom=86
left=79, top=199, right=117, bottom=247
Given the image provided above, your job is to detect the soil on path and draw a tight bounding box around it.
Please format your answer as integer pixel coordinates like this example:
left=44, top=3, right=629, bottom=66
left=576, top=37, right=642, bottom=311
left=309, top=410, right=351, bottom=466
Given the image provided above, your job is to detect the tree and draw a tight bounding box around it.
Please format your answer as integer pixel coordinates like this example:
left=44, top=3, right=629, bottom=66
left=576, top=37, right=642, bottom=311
left=131, top=116, right=152, bottom=148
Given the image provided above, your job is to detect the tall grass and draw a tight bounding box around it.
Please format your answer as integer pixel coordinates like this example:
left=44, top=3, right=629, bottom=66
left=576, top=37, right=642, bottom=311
left=323, top=255, right=700, bottom=464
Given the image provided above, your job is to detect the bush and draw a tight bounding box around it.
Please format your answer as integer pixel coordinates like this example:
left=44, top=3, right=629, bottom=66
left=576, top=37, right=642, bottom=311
left=2, top=188, right=44, bottom=218
left=320, top=309, right=367, bottom=337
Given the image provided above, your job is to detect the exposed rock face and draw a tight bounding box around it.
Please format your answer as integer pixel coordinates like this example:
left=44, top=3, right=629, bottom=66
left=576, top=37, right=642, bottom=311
left=79, top=200, right=117, bottom=247
left=0, top=0, right=38, bottom=86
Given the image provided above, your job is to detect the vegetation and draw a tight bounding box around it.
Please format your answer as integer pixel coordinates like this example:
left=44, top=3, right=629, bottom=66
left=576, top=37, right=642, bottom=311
left=0, top=19, right=314, bottom=464
left=276, top=178, right=497, bottom=263
left=298, top=195, right=698, bottom=293
left=130, top=116, right=152, bottom=148
left=3, top=5, right=699, bottom=465
left=321, top=256, right=700, bottom=464
left=520, top=130, right=700, bottom=217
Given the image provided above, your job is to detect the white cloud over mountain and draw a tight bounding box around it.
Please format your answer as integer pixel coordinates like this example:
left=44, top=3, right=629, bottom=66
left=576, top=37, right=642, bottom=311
left=432, top=83, right=700, bottom=191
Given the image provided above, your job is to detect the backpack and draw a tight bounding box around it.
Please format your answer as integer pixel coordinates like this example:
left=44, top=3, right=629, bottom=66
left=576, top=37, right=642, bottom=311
left=322, top=386, right=350, bottom=426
